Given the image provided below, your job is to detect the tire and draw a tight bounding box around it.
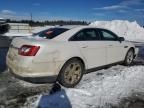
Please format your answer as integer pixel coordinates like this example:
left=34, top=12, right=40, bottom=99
left=58, top=58, right=84, bottom=88
left=124, top=49, right=134, bottom=66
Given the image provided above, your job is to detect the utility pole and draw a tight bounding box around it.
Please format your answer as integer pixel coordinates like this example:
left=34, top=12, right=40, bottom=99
left=30, top=13, right=33, bottom=22
left=29, top=13, right=33, bottom=33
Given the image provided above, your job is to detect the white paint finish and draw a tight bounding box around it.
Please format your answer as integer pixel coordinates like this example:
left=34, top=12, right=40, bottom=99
left=104, top=41, right=127, bottom=64
left=72, top=41, right=106, bottom=69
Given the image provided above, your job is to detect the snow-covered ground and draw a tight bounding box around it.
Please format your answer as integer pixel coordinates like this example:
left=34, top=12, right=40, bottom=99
left=90, top=20, right=144, bottom=42
left=4, top=33, right=32, bottom=37
left=66, top=66, right=144, bottom=108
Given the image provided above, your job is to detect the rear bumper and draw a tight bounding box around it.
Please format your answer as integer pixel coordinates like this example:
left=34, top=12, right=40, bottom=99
left=9, top=68, right=57, bottom=83
left=6, top=55, right=65, bottom=83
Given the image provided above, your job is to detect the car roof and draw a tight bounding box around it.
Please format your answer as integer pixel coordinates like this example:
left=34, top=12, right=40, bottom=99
left=69, top=25, right=107, bottom=29
left=54, top=25, right=83, bottom=29
left=39, top=25, right=105, bottom=31
left=53, top=25, right=108, bottom=41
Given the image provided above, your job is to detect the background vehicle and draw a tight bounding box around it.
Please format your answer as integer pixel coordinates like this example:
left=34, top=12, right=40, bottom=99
left=0, top=18, right=10, bottom=34
left=7, top=26, right=138, bottom=87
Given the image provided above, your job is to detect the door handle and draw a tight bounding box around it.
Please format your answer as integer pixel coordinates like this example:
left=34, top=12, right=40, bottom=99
left=81, top=46, right=88, bottom=48
left=109, top=45, right=113, bottom=46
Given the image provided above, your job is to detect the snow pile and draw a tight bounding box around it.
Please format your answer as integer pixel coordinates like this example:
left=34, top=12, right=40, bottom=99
left=24, top=66, right=144, bottom=108
left=90, top=20, right=144, bottom=41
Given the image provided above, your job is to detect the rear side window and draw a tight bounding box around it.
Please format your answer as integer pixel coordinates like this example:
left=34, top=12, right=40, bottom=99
left=99, top=29, right=118, bottom=41
left=35, top=28, right=69, bottom=39
left=70, top=29, right=100, bottom=41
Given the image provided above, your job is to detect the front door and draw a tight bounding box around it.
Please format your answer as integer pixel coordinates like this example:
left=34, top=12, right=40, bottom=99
left=70, top=28, right=106, bottom=69
left=98, top=29, right=125, bottom=64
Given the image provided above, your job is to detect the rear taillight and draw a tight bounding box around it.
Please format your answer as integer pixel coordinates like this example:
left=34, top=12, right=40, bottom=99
left=18, top=45, right=40, bottom=56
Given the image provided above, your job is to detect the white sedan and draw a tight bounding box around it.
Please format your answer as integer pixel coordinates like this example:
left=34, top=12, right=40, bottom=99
left=7, top=26, right=138, bottom=87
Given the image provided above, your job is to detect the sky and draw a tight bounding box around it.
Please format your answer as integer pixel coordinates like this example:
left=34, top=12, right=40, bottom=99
left=0, top=0, right=144, bottom=25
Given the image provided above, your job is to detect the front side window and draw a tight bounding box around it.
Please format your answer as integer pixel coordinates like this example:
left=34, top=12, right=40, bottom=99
left=100, top=29, right=118, bottom=41
left=70, top=29, right=100, bottom=41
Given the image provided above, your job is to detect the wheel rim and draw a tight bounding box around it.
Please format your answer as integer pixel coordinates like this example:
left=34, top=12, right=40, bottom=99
left=126, top=51, right=134, bottom=64
left=64, top=63, right=82, bottom=84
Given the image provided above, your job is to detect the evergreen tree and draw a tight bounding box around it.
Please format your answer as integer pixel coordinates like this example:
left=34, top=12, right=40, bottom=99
left=5, top=19, right=88, bottom=27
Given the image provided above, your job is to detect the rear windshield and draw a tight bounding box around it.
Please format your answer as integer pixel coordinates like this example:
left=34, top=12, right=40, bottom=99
left=34, top=28, right=69, bottom=39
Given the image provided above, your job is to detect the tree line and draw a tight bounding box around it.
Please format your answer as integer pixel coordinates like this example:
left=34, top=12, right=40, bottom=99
left=5, top=19, right=88, bottom=26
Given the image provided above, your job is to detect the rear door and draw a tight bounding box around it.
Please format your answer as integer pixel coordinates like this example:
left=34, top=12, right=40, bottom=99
left=98, top=29, right=125, bottom=64
left=69, top=28, right=106, bottom=69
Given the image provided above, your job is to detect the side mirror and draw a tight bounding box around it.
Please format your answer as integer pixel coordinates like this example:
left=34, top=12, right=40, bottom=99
left=118, top=37, right=125, bottom=42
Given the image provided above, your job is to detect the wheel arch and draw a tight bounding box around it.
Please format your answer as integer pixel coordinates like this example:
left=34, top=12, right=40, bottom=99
left=64, top=57, right=86, bottom=70
left=123, top=47, right=135, bottom=66
left=129, top=47, right=135, bottom=53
